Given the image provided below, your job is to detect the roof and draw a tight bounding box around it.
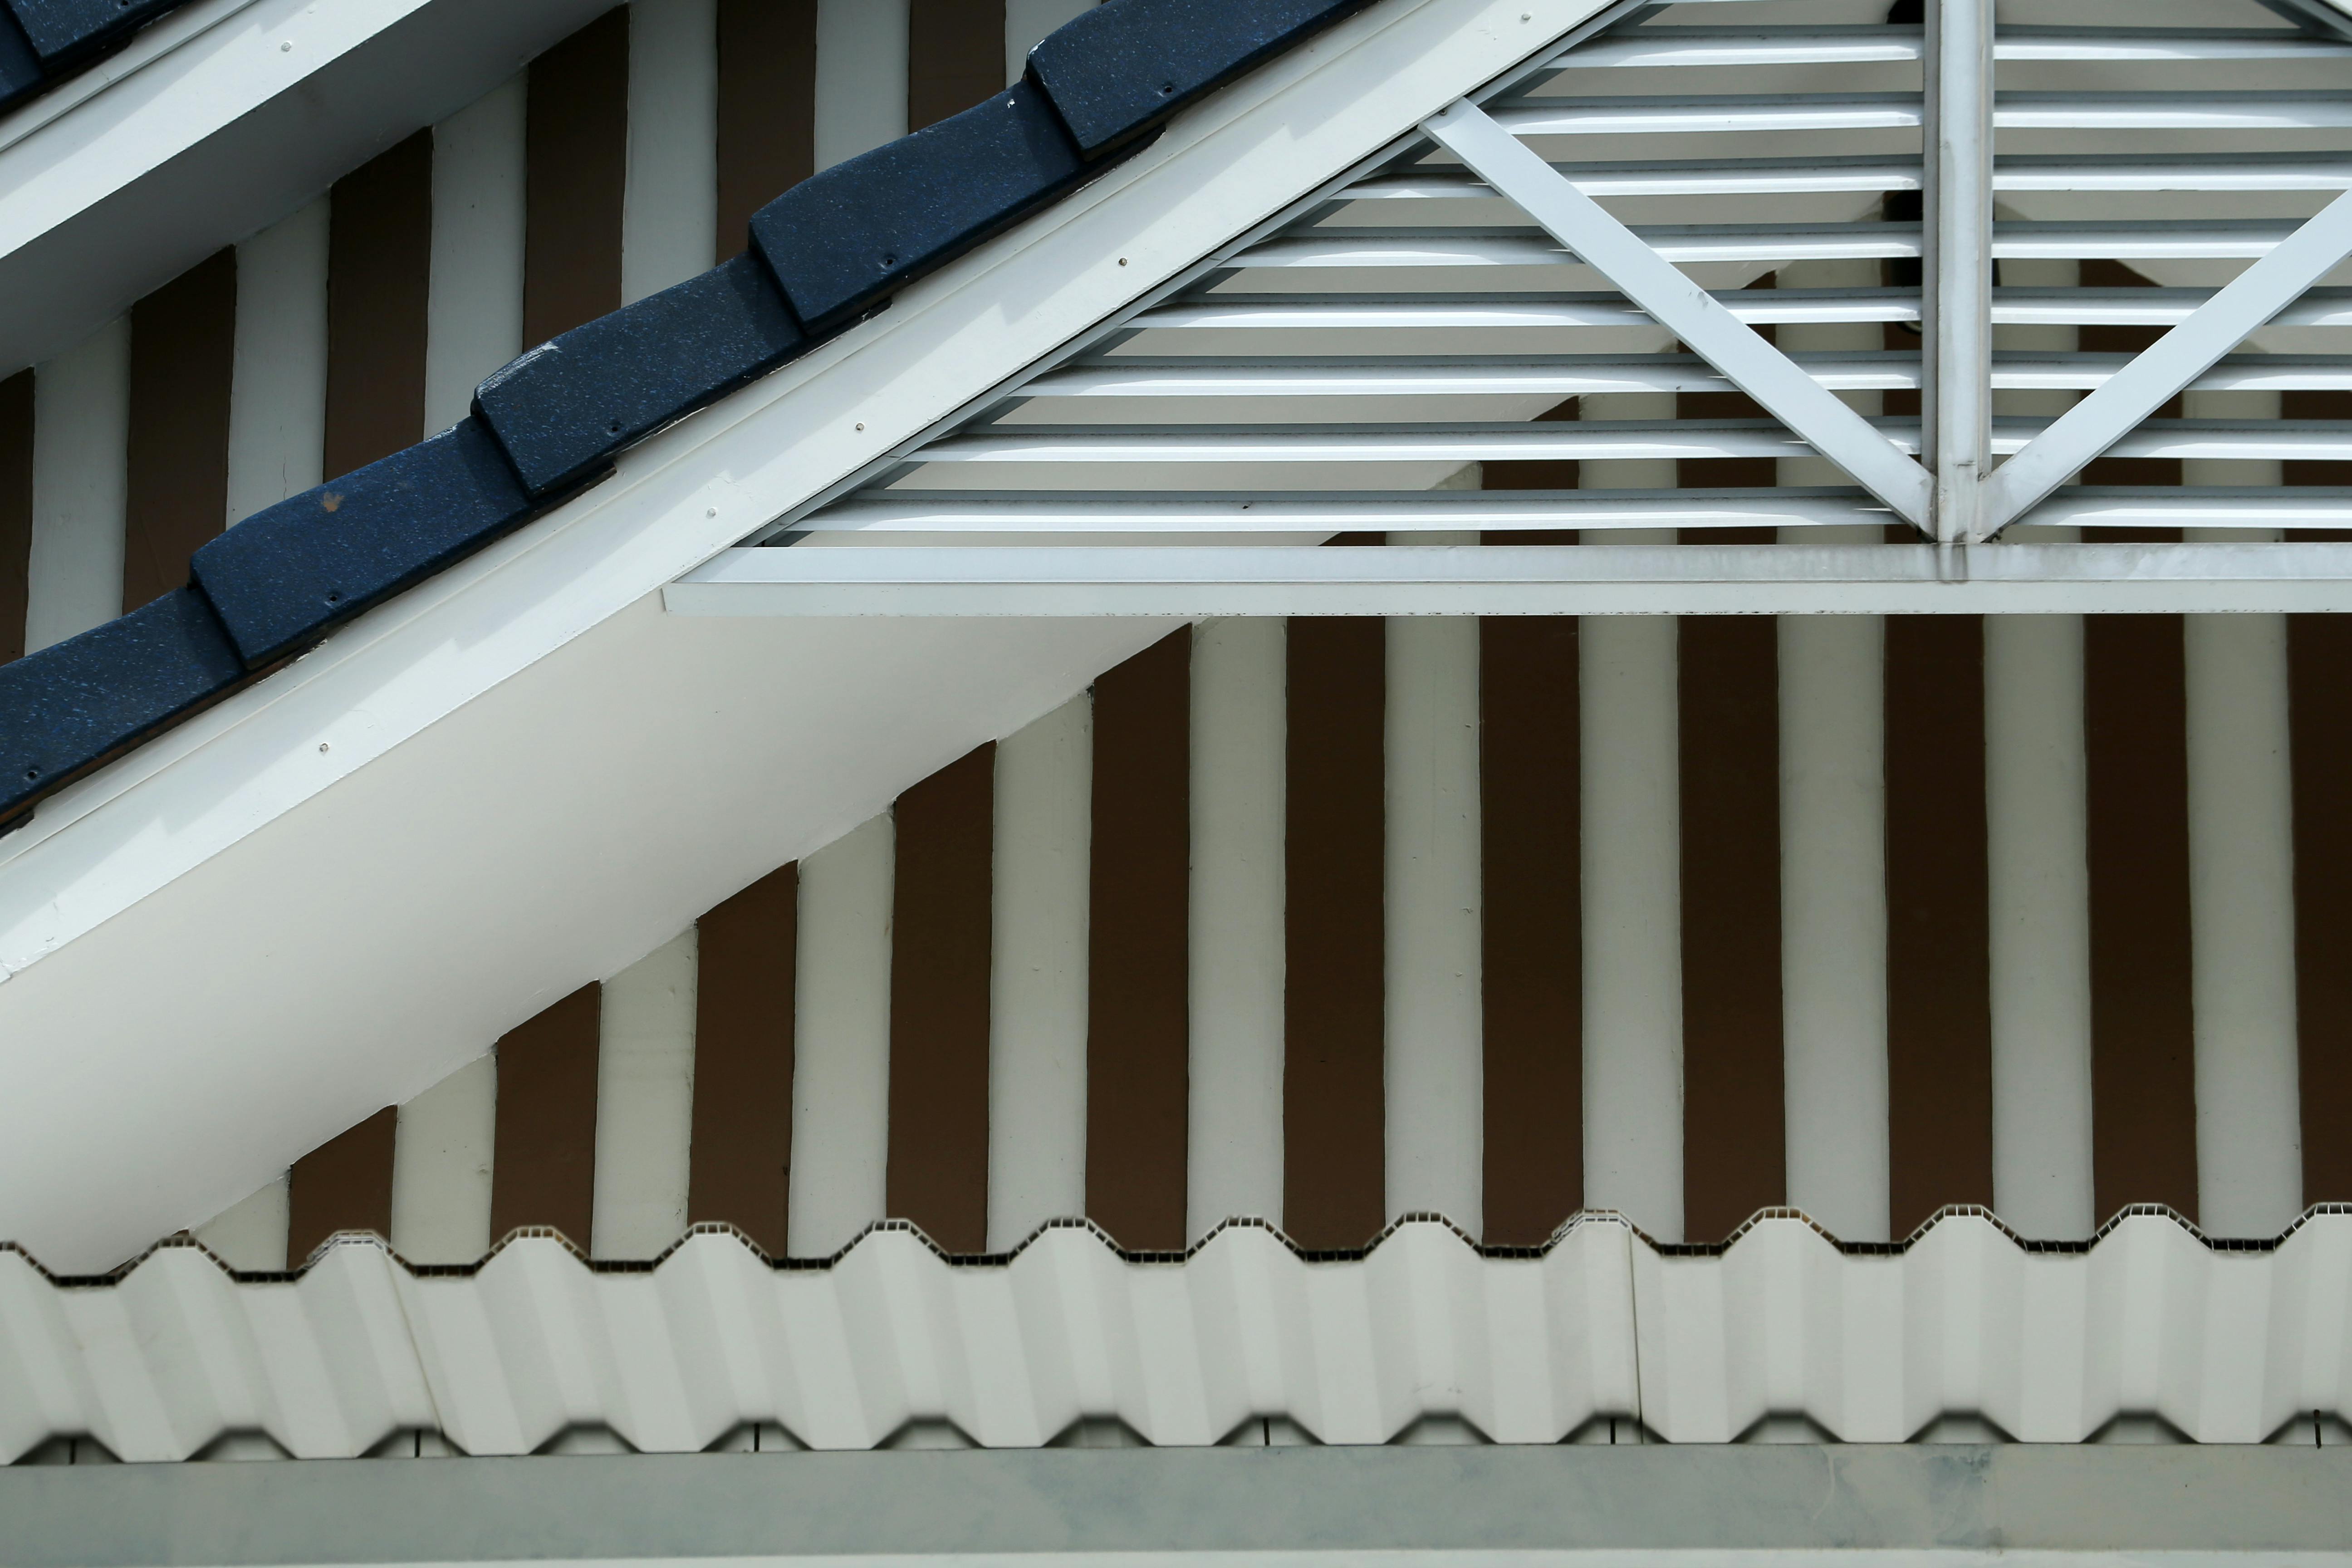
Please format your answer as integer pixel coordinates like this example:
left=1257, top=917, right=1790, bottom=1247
left=0, top=0, right=1375, bottom=834
left=0, top=0, right=195, bottom=117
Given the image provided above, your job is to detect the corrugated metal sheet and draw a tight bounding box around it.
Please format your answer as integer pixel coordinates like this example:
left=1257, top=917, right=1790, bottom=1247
left=3, top=1210, right=2347, bottom=1462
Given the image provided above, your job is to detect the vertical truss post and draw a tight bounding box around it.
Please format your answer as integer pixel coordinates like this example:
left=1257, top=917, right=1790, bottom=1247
left=1928, top=0, right=1994, bottom=546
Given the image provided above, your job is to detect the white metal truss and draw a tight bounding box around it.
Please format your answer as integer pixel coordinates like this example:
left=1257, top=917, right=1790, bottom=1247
left=687, top=0, right=2352, bottom=614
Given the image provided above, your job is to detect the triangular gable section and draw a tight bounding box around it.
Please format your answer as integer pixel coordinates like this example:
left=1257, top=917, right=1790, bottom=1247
left=0, top=0, right=1637, bottom=1272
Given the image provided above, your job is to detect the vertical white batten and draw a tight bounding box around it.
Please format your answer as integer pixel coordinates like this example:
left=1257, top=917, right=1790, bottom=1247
left=1384, top=604, right=1482, bottom=1232
left=2182, top=387, right=2299, bottom=1237
left=987, top=693, right=1093, bottom=1251
left=1776, top=593, right=1890, bottom=1243
left=1003, top=0, right=1093, bottom=84
left=225, top=199, right=329, bottom=526
left=814, top=0, right=909, bottom=171
left=591, top=928, right=699, bottom=1259
left=192, top=1175, right=290, bottom=1272
left=1984, top=612, right=2096, bottom=1240
left=1580, top=613, right=1681, bottom=1242
left=390, top=1055, right=497, bottom=1264
left=426, top=77, right=529, bottom=433
left=622, top=0, right=720, bottom=305
left=791, top=812, right=896, bottom=1257
left=25, top=317, right=130, bottom=653
left=1188, top=616, right=1287, bottom=1242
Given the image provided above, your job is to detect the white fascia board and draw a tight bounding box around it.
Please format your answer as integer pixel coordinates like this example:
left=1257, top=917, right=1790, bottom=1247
left=0, top=0, right=617, bottom=377
left=0, top=0, right=1618, bottom=1273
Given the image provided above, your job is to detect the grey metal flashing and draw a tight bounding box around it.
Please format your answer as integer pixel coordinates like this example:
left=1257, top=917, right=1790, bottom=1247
left=3, top=1445, right=2349, bottom=1566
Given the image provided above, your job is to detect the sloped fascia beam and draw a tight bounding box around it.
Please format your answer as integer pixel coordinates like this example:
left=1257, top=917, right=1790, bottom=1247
left=1422, top=98, right=1935, bottom=528
left=0, top=0, right=1622, bottom=1275
left=0, top=0, right=616, bottom=375
left=670, top=542, right=2352, bottom=617
left=1981, top=185, right=2352, bottom=537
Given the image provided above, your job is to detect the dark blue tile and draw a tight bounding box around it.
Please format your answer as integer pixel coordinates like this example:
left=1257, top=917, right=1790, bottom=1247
left=1028, top=0, right=1372, bottom=156
left=190, top=419, right=537, bottom=669
left=0, top=6, right=43, bottom=114
left=0, top=588, right=244, bottom=826
left=475, top=252, right=806, bottom=498
left=750, top=82, right=1085, bottom=333
left=4, top=0, right=182, bottom=67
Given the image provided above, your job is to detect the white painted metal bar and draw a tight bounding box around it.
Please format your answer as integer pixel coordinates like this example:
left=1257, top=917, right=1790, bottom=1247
left=1992, top=154, right=2352, bottom=193
left=1383, top=610, right=1483, bottom=1234
left=1930, top=0, right=1993, bottom=544
left=1493, top=95, right=1923, bottom=137
left=25, top=317, right=129, bottom=653
left=667, top=543, right=2352, bottom=617
left=1580, top=612, right=1683, bottom=1244
left=1539, top=25, right=2352, bottom=69
left=789, top=813, right=895, bottom=1259
left=1984, top=613, right=2095, bottom=1242
left=805, top=490, right=1891, bottom=533
left=591, top=928, right=699, bottom=1261
left=1347, top=158, right=1919, bottom=200
left=425, top=77, right=529, bottom=434
left=986, top=695, right=1093, bottom=1252
left=1187, top=618, right=1287, bottom=1243
left=1995, top=93, right=2352, bottom=131
left=1983, top=186, right=2352, bottom=535
left=225, top=199, right=329, bottom=526
left=389, top=1056, right=497, bottom=1266
left=1235, top=224, right=2308, bottom=271
left=621, top=0, right=720, bottom=305
left=1385, top=109, right=1931, bottom=524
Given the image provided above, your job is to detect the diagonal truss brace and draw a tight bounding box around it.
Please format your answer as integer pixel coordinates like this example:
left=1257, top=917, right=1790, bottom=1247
left=1980, top=185, right=2352, bottom=538
left=1423, top=99, right=1934, bottom=529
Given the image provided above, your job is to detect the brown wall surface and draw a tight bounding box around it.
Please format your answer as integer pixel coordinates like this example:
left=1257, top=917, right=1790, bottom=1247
left=2083, top=614, right=2199, bottom=1223
left=122, top=249, right=236, bottom=613
left=2291, top=613, right=2352, bottom=1203
left=888, top=744, right=996, bottom=1253
left=490, top=985, right=604, bottom=1246
left=1882, top=613, right=1995, bottom=1234
left=288, top=1107, right=397, bottom=1263
left=1086, top=629, right=1191, bottom=1251
left=0, top=370, right=29, bottom=665
left=690, top=863, right=798, bottom=1255
left=325, top=133, right=432, bottom=478
left=526, top=7, right=631, bottom=348
left=908, top=0, right=1006, bottom=131
left=1284, top=616, right=1387, bottom=1250
left=716, top=0, right=818, bottom=255
left=1480, top=616, right=1582, bottom=1245
left=1678, top=614, right=1785, bottom=1242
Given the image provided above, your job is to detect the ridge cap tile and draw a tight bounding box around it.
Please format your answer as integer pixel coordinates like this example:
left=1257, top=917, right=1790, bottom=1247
left=4, top=0, right=183, bottom=72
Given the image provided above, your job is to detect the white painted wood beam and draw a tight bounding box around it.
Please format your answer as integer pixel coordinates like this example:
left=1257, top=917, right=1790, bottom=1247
left=390, top=1055, right=496, bottom=1265
left=814, top=0, right=908, bottom=172
left=25, top=317, right=129, bottom=652
left=790, top=814, right=895, bottom=1259
left=426, top=78, right=529, bottom=433
left=622, top=0, right=719, bottom=305
left=592, top=928, right=699, bottom=1260
left=225, top=199, right=329, bottom=525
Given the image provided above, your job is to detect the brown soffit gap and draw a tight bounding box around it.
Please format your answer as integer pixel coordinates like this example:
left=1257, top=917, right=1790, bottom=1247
left=1678, top=613, right=1786, bottom=1244
left=490, top=984, right=604, bottom=1248
left=122, top=249, right=237, bottom=615
left=324, top=132, right=433, bottom=479
left=2083, top=613, right=2199, bottom=1224
left=907, top=0, right=1007, bottom=133
left=689, top=862, right=798, bottom=1256
left=1484, top=395, right=1582, bottom=495
left=0, top=370, right=30, bottom=665
left=1883, top=612, right=1995, bottom=1234
left=1284, top=616, right=1387, bottom=1250
left=888, top=742, right=995, bottom=1254
left=2078, top=259, right=2185, bottom=487
left=2290, top=612, right=2352, bottom=1203
left=1480, top=614, right=1581, bottom=1245
left=287, top=1107, right=397, bottom=1264
left=2284, top=388, right=2352, bottom=487
left=715, top=0, right=818, bottom=260
left=526, top=6, right=631, bottom=348
left=1085, top=627, right=1191, bottom=1251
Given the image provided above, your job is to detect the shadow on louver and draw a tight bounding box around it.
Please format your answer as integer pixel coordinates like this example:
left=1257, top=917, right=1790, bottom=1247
left=0, top=0, right=1373, bottom=833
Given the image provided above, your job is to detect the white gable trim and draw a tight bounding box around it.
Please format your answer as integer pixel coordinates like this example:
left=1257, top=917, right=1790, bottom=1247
left=0, top=0, right=1622, bottom=1271
left=0, top=0, right=615, bottom=376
